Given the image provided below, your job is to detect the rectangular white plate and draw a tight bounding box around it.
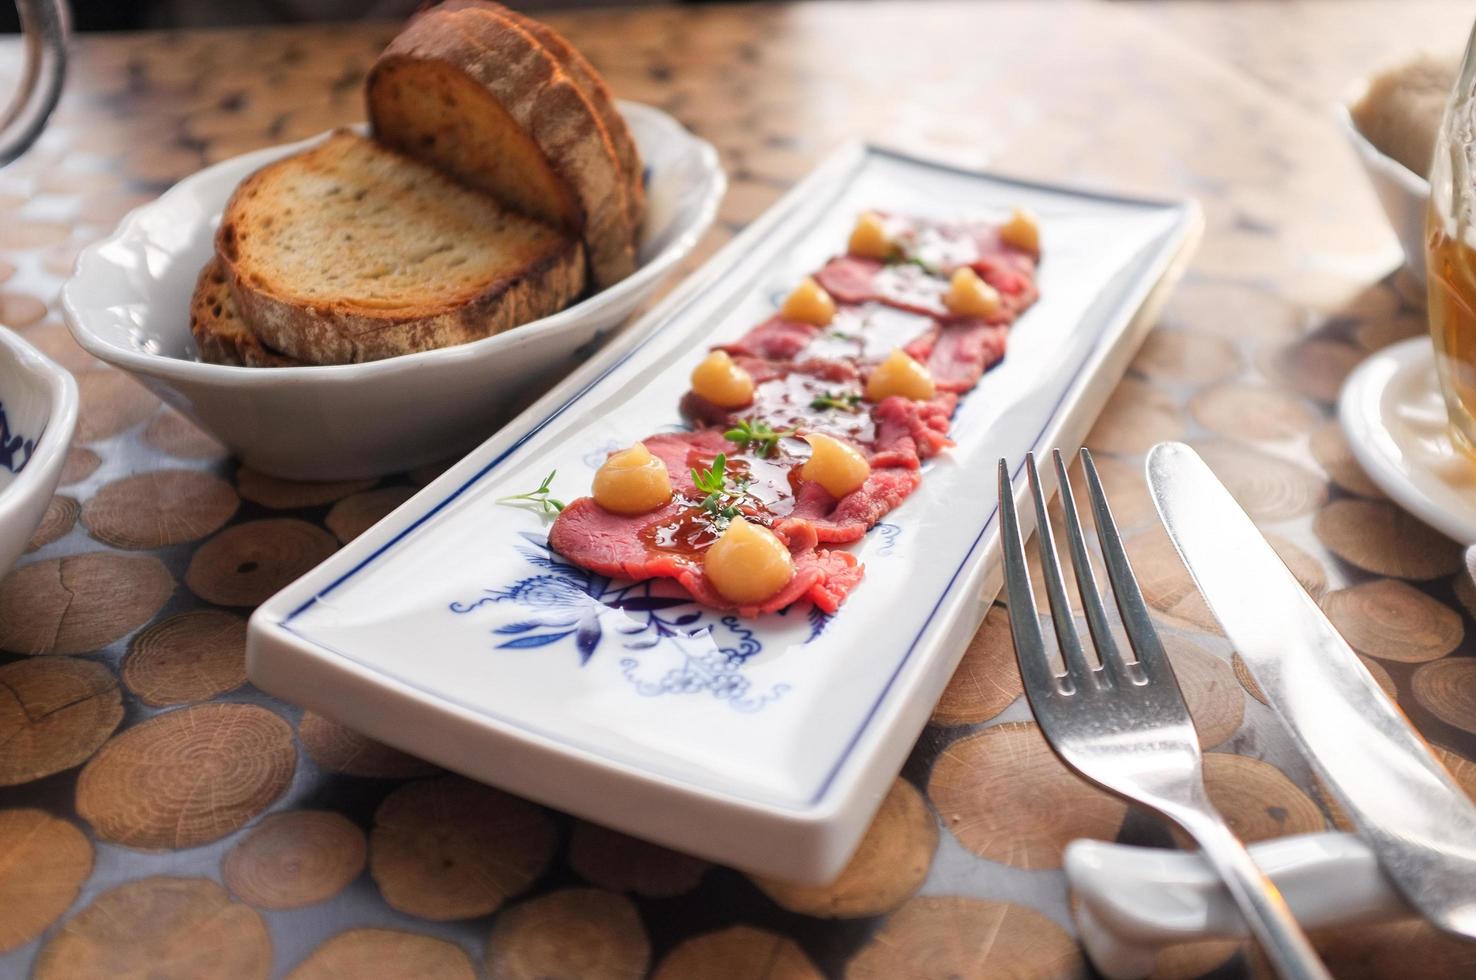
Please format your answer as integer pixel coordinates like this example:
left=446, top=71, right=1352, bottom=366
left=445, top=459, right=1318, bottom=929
left=248, top=145, right=1201, bottom=882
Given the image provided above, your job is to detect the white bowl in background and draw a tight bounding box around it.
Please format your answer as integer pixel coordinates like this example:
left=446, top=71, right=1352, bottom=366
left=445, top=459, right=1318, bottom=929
left=0, top=327, right=78, bottom=579
left=1336, top=100, right=1431, bottom=284
left=61, top=103, right=724, bottom=480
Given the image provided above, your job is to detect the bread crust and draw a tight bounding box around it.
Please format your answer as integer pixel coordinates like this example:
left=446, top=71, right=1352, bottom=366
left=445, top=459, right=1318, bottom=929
left=499, top=8, right=645, bottom=232
left=190, top=257, right=301, bottom=368
left=368, top=4, right=637, bottom=288
left=216, top=131, right=587, bottom=365
left=444, top=1, right=646, bottom=241
left=231, top=248, right=584, bottom=364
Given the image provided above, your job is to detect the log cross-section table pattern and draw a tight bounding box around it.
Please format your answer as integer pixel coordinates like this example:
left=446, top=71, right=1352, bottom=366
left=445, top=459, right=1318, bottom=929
left=2, top=2, right=1475, bottom=977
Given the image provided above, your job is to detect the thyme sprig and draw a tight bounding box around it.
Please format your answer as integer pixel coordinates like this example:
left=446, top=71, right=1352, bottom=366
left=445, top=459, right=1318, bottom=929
left=892, top=254, right=940, bottom=276
left=690, top=453, right=750, bottom=529
left=724, top=419, right=797, bottom=458
left=497, top=470, right=565, bottom=516
left=691, top=453, right=729, bottom=498
left=810, top=390, right=863, bottom=413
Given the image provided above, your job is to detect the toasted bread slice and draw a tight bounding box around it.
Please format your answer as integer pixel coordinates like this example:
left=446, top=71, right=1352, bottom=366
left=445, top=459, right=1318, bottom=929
left=190, top=257, right=301, bottom=367
left=442, top=1, right=645, bottom=241
left=216, top=129, right=585, bottom=365
left=497, top=6, right=644, bottom=233
left=367, top=4, right=637, bottom=288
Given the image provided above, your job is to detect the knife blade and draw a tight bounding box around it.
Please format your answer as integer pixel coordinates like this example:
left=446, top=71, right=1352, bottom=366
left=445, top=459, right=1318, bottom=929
left=1147, top=441, right=1476, bottom=940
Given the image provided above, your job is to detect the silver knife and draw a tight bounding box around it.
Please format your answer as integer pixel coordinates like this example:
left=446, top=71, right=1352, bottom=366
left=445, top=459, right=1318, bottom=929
left=1147, top=441, right=1476, bottom=940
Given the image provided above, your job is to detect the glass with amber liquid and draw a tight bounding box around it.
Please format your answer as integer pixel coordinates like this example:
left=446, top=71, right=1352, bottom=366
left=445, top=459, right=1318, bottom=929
left=1428, top=27, right=1476, bottom=456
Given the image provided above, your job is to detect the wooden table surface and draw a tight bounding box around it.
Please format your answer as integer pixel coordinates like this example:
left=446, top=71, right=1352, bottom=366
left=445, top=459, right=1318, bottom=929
left=2, top=2, right=1475, bottom=977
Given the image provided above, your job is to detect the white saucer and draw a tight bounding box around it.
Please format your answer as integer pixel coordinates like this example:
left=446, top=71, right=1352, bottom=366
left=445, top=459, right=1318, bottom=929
left=1339, top=336, right=1476, bottom=544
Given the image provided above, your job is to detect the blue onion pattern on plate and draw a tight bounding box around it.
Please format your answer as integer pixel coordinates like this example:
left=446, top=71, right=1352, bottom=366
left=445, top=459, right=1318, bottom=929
left=451, top=532, right=794, bottom=711
left=0, top=402, right=37, bottom=475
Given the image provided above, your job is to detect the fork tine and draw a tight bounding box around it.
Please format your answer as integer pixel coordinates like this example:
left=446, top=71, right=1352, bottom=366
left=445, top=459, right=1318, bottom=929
left=1079, top=448, right=1173, bottom=681
left=997, top=459, right=1060, bottom=699
left=1024, top=453, right=1096, bottom=687
left=1050, top=449, right=1131, bottom=689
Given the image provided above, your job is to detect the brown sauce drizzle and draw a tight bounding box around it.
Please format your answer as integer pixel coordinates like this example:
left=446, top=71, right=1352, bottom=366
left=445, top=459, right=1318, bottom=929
left=640, top=501, right=723, bottom=557
left=898, top=221, right=984, bottom=272
left=872, top=263, right=947, bottom=313
left=638, top=214, right=1020, bottom=562
left=750, top=373, right=874, bottom=444
left=806, top=305, right=933, bottom=364
left=639, top=446, right=812, bottom=559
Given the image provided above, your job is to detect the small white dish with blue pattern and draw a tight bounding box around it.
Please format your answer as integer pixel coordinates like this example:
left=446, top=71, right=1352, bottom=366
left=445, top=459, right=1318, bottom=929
left=0, top=327, right=77, bottom=579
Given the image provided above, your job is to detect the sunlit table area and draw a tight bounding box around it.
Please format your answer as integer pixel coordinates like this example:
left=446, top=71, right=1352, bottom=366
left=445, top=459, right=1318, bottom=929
left=1, top=2, right=1474, bottom=977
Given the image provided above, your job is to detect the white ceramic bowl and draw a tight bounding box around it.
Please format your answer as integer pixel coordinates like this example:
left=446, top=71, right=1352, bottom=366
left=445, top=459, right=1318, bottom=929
left=62, top=103, right=724, bottom=480
left=0, top=328, right=78, bottom=579
left=1337, top=100, right=1431, bottom=284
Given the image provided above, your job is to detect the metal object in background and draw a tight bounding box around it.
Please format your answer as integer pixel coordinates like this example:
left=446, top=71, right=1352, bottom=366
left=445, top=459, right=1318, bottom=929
left=1149, top=440, right=1476, bottom=942
left=1, top=0, right=67, bottom=167
left=998, top=449, right=1332, bottom=980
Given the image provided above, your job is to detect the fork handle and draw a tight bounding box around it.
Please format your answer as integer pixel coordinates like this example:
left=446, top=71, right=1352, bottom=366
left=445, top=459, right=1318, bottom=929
left=1177, top=810, right=1333, bottom=980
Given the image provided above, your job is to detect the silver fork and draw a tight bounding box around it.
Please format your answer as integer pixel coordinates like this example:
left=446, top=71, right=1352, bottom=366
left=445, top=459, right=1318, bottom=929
left=997, top=449, right=1331, bottom=980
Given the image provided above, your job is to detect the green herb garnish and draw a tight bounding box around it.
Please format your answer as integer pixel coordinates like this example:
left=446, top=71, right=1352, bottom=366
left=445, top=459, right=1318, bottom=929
left=690, top=453, right=750, bottom=529
left=497, top=470, right=565, bottom=516
left=891, top=254, right=940, bottom=276
left=810, top=390, right=863, bottom=413
left=724, top=419, right=797, bottom=458
left=691, top=453, right=729, bottom=498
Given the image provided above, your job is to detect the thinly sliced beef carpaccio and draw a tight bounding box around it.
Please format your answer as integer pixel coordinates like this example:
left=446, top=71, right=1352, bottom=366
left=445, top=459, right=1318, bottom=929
left=636, top=430, right=924, bottom=543
left=871, top=395, right=956, bottom=467
left=681, top=371, right=952, bottom=470
left=721, top=316, right=822, bottom=361
left=546, top=211, right=1041, bottom=615
left=788, top=468, right=923, bottom=543
left=548, top=498, right=864, bottom=616
left=816, top=254, right=1037, bottom=324
left=917, top=321, right=1009, bottom=393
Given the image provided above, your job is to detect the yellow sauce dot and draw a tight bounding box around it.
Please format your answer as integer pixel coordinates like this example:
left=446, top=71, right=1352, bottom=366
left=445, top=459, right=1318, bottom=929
left=999, top=208, right=1041, bottom=255
left=943, top=267, right=1001, bottom=318
left=704, top=517, right=795, bottom=606
left=866, top=348, right=935, bottom=402
left=780, top=277, right=837, bottom=326
left=690, top=350, right=755, bottom=408
left=848, top=211, right=893, bottom=260
left=593, top=443, right=672, bottom=515
left=801, top=433, right=871, bottom=499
